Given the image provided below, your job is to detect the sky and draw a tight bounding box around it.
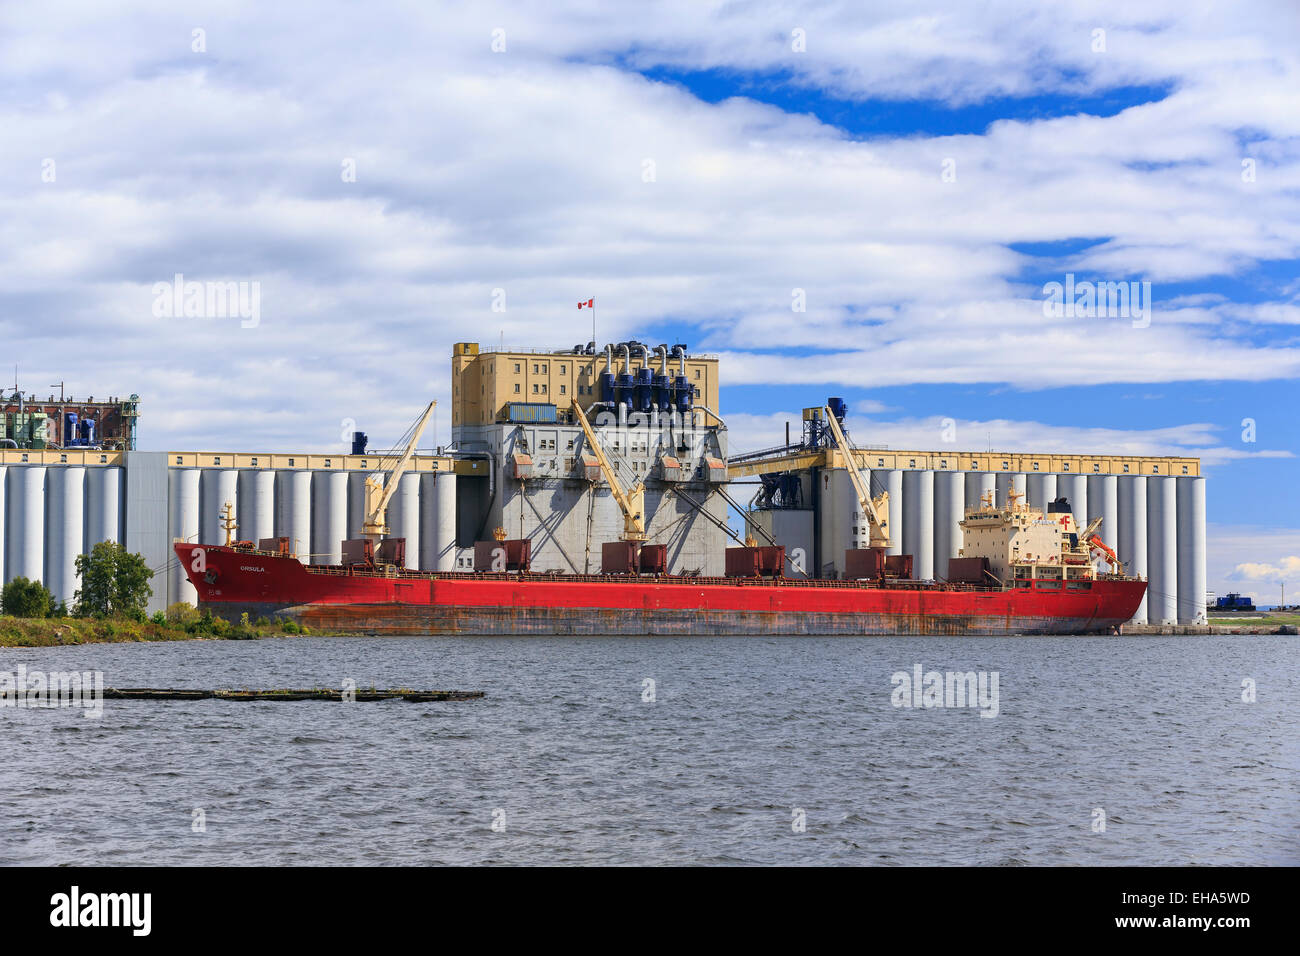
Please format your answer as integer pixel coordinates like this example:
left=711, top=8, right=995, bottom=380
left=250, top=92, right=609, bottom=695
left=2, top=1, right=1298, bottom=602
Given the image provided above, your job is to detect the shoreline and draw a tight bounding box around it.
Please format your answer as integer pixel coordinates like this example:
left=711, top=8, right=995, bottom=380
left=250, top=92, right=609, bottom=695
left=3, top=615, right=1295, bottom=645
left=0, top=615, right=314, bottom=648
left=1121, top=622, right=1298, bottom=635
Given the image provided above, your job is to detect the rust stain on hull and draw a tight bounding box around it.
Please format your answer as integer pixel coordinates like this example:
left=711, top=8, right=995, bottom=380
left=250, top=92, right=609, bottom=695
left=208, top=601, right=1129, bottom=637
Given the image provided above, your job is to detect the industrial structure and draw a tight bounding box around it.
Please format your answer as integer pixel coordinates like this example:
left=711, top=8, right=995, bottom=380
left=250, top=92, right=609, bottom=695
left=449, top=341, right=731, bottom=577
left=450, top=341, right=720, bottom=428
left=2, top=386, right=139, bottom=450
left=0, top=344, right=1207, bottom=625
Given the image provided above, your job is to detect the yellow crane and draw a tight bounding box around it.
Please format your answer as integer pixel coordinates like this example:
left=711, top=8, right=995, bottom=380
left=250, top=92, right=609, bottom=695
left=822, top=405, right=891, bottom=550
left=572, top=401, right=646, bottom=541
left=361, top=400, right=437, bottom=541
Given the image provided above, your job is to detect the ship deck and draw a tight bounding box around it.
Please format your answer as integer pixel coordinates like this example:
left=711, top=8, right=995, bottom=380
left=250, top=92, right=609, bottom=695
left=245, top=549, right=1132, bottom=593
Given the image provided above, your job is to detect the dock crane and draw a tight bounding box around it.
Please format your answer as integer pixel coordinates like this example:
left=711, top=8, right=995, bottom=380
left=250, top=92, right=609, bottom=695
left=821, top=405, right=891, bottom=550
left=572, top=401, right=646, bottom=541
left=361, top=400, right=437, bottom=541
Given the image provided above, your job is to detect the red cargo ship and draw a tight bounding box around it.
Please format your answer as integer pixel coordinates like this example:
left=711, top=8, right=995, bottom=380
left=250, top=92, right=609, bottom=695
left=174, top=401, right=1146, bottom=635
left=173, top=537, right=1146, bottom=637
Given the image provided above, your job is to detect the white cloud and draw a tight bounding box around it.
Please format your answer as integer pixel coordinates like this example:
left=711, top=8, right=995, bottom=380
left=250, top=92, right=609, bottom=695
left=0, top=2, right=1297, bottom=452
left=1230, top=557, right=1300, bottom=581
left=722, top=410, right=1293, bottom=465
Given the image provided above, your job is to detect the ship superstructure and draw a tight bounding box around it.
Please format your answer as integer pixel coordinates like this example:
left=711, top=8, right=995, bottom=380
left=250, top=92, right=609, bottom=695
left=958, top=487, right=1123, bottom=586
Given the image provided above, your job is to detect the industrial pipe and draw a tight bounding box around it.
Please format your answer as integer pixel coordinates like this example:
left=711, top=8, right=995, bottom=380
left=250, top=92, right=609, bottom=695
left=693, top=405, right=726, bottom=427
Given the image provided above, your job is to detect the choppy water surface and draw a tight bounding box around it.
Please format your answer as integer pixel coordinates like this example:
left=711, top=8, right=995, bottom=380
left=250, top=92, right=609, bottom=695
left=1, top=635, right=1296, bottom=865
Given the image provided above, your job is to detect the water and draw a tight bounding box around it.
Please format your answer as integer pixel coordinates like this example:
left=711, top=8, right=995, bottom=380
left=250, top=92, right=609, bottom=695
left=2, top=635, right=1296, bottom=865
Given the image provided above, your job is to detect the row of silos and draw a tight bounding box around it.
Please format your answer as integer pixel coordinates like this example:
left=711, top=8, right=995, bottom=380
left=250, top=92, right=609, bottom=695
left=0, top=465, right=124, bottom=607
left=818, top=468, right=1206, bottom=625
left=1, top=460, right=456, bottom=611
left=0, top=455, right=1209, bottom=626
left=167, top=468, right=456, bottom=606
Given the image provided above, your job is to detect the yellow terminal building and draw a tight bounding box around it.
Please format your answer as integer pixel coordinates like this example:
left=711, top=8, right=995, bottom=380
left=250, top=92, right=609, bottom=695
left=451, top=341, right=720, bottom=427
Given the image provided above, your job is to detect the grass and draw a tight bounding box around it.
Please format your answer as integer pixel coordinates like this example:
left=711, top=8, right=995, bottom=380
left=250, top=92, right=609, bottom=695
left=1258, top=612, right=1300, bottom=626
left=1207, top=610, right=1300, bottom=627
left=0, top=613, right=313, bottom=647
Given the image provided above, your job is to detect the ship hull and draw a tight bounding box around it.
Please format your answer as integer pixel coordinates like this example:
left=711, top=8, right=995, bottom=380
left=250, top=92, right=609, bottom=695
left=176, top=544, right=1147, bottom=636
left=214, top=601, right=1133, bottom=636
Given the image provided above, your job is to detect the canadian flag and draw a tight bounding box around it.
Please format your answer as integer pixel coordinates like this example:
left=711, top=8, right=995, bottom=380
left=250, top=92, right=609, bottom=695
left=578, top=298, right=594, bottom=309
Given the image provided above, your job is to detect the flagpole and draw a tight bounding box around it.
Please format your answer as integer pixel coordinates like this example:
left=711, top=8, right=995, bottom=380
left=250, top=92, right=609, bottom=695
left=578, top=296, right=596, bottom=345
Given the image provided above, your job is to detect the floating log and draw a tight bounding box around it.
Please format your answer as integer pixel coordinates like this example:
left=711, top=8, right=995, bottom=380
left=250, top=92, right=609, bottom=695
left=101, top=688, right=483, bottom=702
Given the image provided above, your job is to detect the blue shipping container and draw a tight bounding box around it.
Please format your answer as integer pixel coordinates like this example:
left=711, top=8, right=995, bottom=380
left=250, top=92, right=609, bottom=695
left=505, top=402, right=558, bottom=424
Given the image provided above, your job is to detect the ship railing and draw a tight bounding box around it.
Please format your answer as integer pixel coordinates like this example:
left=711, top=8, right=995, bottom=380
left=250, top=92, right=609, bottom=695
left=298, top=564, right=1007, bottom=591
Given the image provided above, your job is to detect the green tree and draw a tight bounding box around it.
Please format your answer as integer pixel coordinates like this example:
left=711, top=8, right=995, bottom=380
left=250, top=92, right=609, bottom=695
left=166, top=601, right=200, bottom=625
left=74, top=541, right=154, bottom=619
left=0, top=577, right=56, bottom=618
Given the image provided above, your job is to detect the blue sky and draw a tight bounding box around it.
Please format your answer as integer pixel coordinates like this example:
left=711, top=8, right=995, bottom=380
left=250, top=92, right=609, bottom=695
left=1, top=0, right=1298, bottom=598
left=637, top=66, right=1177, bottom=136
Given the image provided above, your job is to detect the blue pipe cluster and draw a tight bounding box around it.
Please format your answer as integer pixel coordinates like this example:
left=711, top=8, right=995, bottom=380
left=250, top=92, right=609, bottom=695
left=62, top=412, right=98, bottom=447
left=599, top=341, right=695, bottom=415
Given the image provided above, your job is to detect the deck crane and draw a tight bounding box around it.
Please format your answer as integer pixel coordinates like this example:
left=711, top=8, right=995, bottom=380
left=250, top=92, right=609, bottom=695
left=1089, top=536, right=1121, bottom=574
left=821, top=405, right=891, bottom=550
left=1076, top=515, right=1120, bottom=573
left=572, top=401, right=646, bottom=541
left=361, top=400, right=437, bottom=542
